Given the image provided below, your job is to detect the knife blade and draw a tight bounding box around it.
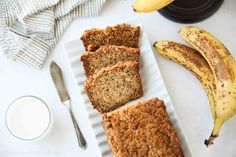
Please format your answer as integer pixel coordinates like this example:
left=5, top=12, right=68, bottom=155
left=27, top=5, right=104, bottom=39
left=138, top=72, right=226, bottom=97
left=50, top=61, right=87, bottom=149
left=50, top=61, right=70, bottom=102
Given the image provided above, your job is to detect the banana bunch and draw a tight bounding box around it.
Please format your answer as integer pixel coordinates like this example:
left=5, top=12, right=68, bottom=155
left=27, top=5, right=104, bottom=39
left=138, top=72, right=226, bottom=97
left=154, top=26, right=236, bottom=146
left=132, top=0, right=174, bottom=13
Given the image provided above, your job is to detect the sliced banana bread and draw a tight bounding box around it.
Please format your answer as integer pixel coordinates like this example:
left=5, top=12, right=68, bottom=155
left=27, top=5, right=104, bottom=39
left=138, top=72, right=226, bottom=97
left=80, top=45, right=140, bottom=77
left=80, top=24, right=140, bottom=51
left=102, top=98, right=184, bottom=157
left=84, top=61, right=143, bottom=113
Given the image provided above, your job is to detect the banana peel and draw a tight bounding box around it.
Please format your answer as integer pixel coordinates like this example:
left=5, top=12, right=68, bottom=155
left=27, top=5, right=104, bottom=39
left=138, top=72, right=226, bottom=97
left=179, top=26, right=236, bottom=146
left=132, top=0, right=174, bottom=13
left=153, top=41, right=216, bottom=119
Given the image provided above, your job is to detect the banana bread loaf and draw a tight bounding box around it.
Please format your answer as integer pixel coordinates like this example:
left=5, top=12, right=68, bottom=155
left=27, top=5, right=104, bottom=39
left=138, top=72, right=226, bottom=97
left=102, top=98, right=184, bottom=157
left=80, top=24, right=140, bottom=51
left=84, top=61, right=143, bottom=113
left=80, top=45, right=140, bottom=77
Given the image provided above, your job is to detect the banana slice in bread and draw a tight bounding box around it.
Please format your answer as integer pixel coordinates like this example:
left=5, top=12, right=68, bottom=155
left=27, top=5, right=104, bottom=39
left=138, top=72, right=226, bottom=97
left=84, top=61, right=143, bottom=113
left=80, top=45, right=140, bottom=77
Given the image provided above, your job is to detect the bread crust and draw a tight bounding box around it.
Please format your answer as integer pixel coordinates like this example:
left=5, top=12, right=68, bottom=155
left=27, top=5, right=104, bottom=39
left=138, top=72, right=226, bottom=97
left=102, top=98, right=184, bottom=157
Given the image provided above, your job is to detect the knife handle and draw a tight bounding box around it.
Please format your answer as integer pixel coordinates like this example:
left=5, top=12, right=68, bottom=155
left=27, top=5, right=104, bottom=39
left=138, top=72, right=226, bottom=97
left=69, top=108, right=87, bottom=149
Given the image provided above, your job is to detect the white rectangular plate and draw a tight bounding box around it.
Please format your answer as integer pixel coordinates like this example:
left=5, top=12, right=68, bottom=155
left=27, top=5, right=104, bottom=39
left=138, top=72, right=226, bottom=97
left=63, top=19, right=192, bottom=157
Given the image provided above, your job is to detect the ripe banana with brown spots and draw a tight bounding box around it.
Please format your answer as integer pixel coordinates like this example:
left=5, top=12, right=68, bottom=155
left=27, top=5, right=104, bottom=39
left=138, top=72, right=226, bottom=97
left=153, top=41, right=216, bottom=119
left=179, top=26, right=236, bottom=146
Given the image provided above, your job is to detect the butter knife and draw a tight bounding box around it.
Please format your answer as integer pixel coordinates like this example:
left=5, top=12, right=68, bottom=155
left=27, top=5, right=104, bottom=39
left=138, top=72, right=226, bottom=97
left=50, top=61, right=87, bottom=149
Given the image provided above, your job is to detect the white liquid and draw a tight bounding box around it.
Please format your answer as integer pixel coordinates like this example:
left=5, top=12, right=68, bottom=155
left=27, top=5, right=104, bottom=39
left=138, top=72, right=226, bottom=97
left=6, top=96, right=51, bottom=140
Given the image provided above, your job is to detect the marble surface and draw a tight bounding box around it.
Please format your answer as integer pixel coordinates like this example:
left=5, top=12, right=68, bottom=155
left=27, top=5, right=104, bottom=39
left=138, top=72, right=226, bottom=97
left=0, top=0, right=236, bottom=157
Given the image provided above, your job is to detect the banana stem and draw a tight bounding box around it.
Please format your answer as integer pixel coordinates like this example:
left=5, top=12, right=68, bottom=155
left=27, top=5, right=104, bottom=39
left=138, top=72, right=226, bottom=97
left=204, top=118, right=224, bottom=146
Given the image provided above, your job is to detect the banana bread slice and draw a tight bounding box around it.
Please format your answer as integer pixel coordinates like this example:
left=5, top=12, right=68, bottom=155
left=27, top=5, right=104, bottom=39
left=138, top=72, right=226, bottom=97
left=80, top=23, right=140, bottom=51
left=102, top=98, right=184, bottom=157
left=84, top=61, right=143, bottom=113
left=80, top=45, right=140, bottom=77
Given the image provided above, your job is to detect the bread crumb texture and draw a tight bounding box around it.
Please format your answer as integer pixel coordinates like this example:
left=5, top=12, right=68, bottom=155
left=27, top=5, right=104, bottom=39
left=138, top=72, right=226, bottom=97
left=84, top=61, right=143, bottom=113
left=80, top=23, right=140, bottom=51
left=80, top=45, right=140, bottom=77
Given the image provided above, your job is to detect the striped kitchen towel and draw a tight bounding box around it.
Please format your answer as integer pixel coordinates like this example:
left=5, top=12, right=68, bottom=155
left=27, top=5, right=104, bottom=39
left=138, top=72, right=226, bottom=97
left=0, top=0, right=106, bottom=69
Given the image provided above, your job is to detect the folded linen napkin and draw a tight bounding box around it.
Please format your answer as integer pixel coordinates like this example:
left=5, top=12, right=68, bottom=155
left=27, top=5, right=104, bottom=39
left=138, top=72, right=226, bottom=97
left=0, top=0, right=106, bottom=69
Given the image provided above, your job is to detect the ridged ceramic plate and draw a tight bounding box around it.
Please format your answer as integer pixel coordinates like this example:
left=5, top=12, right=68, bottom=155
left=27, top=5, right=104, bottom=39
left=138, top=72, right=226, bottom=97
left=63, top=19, right=192, bottom=157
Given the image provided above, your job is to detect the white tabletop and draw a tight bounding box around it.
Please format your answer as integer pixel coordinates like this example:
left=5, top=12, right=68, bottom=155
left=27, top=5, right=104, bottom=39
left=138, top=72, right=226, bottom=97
left=0, top=0, right=236, bottom=157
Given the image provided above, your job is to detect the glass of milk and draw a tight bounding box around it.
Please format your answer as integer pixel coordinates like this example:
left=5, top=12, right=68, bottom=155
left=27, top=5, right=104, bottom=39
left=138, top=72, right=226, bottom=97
left=5, top=96, right=51, bottom=140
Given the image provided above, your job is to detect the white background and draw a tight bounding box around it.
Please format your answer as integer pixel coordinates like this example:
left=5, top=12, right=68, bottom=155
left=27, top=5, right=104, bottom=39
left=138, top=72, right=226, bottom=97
left=0, top=0, right=236, bottom=157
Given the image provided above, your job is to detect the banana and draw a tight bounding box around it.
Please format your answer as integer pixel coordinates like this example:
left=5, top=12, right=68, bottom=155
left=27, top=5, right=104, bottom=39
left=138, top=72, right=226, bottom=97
left=179, top=26, right=236, bottom=146
left=132, top=0, right=174, bottom=13
left=153, top=41, right=216, bottom=119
